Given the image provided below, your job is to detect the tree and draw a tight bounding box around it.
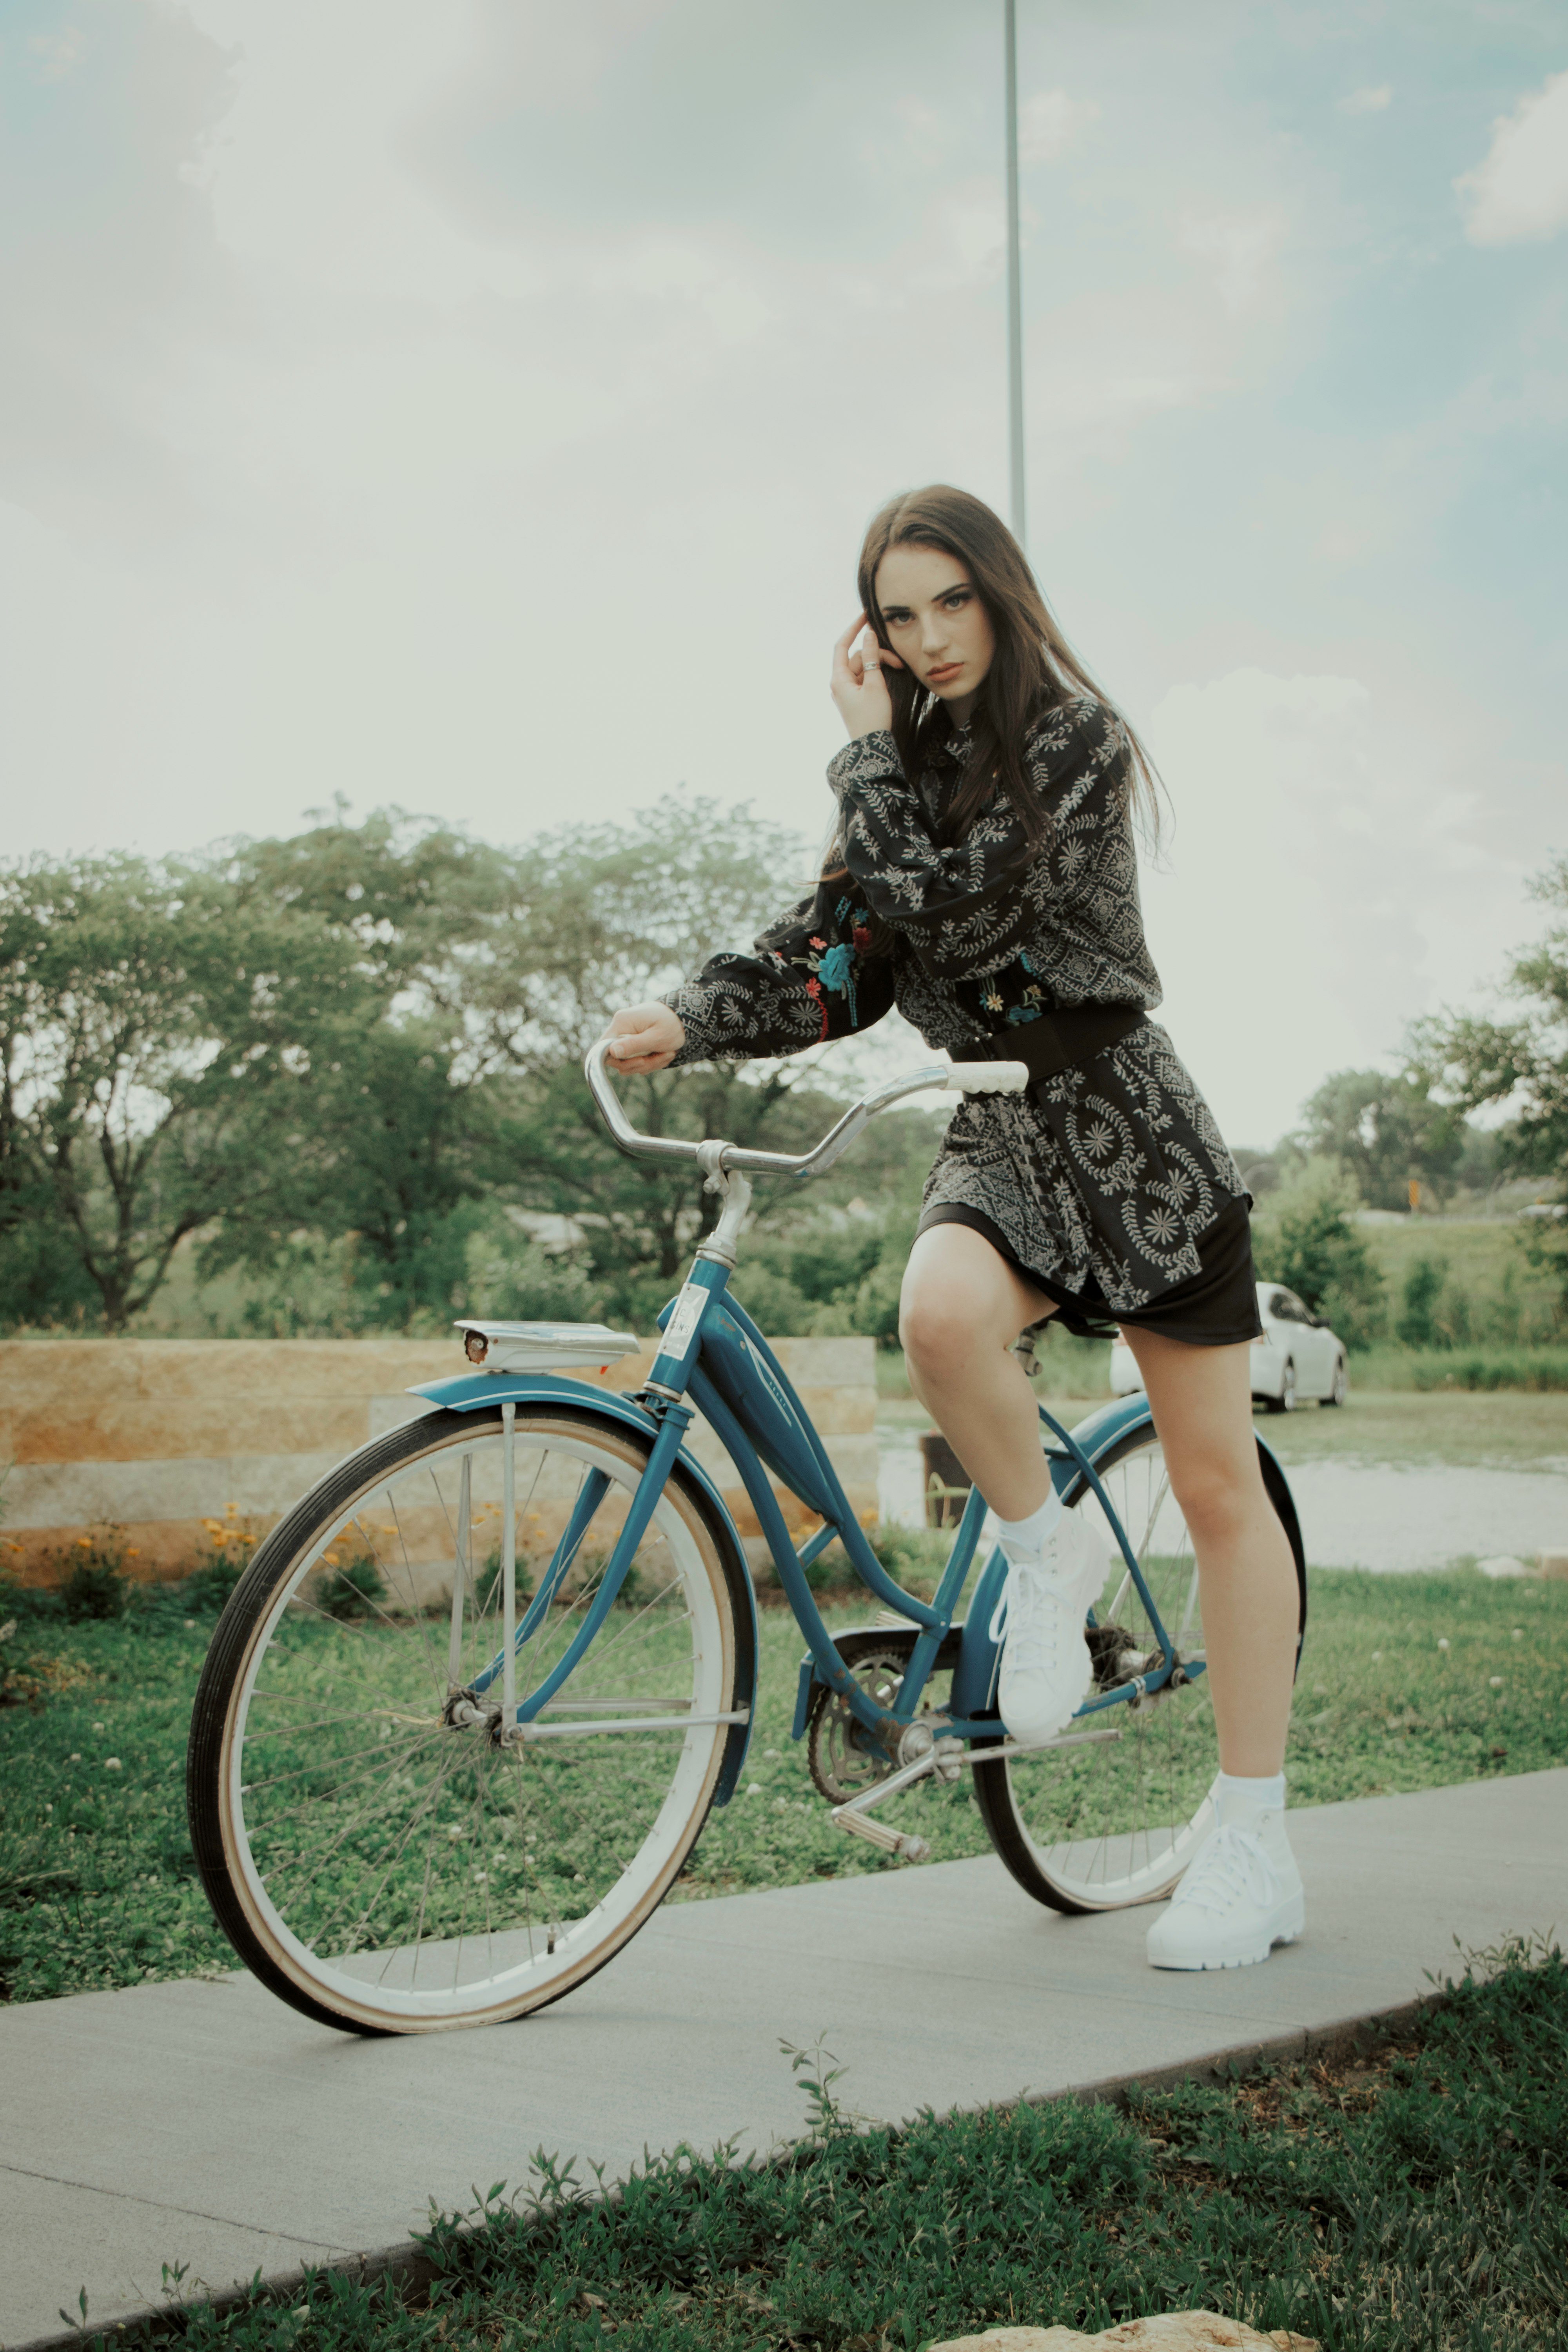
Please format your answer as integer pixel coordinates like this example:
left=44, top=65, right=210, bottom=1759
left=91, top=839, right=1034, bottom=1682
left=0, top=855, right=372, bottom=1330
left=1292, top=1067, right=1468, bottom=1210
left=0, top=795, right=944, bottom=1338
left=0, top=885, right=100, bottom=1327
left=463, top=794, right=893, bottom=1321
left=198, top=811, right=517, bottom=1330
left=1249, top=1158, right=1385, bottom=1347
left=1408, top=853, right=1568, bottom=1320
left=205, top=1017, right=501, bottom=1332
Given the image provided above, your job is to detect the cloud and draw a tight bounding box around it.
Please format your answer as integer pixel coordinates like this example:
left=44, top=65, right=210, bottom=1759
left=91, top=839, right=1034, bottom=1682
left=0, top=0, right=1561, bottom=1162
left=1138, top=669, right=1532, bottom=1146
left=1338, top=85, right=1392, bottom=116
left=1018, top=87, right=1101, bottom=166
left=0, top=0, right=240, bottom=544
left=1177, top=206, right=1286, bottom=315
left=1456, top=69, right=1568, bottom=245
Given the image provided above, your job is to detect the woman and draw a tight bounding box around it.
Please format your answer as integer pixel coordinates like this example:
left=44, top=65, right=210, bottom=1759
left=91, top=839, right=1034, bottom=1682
left=606, top=485, right=1302, bottom=1973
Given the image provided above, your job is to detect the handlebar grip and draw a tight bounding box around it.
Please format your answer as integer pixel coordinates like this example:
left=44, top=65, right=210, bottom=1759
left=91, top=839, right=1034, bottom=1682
left=944, top=1060, right=1029, bottom=1094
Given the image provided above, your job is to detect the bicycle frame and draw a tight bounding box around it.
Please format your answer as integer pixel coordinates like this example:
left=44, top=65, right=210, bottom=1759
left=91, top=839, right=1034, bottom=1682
left=412, top=1042, right=1305, bottom=1796
left=411, top=1212, right=1298, bottom=1781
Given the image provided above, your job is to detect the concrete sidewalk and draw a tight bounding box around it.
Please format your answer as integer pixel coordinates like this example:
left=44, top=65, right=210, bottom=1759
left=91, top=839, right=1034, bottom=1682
left=3, top=1771, right=1564, bottom=2351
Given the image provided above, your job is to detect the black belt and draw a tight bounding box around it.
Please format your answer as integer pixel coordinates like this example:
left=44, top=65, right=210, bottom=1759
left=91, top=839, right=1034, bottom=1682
left=975, top=1004, right=1145, bottom=1085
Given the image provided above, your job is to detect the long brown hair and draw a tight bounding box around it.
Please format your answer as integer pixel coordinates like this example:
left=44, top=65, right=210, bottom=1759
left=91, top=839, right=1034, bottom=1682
left=837, top=484, right=1161, bottom=873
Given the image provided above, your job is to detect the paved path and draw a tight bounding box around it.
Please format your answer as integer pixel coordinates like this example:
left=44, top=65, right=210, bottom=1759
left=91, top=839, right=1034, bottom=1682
left=2, top=1771, right=1564, bottom=2351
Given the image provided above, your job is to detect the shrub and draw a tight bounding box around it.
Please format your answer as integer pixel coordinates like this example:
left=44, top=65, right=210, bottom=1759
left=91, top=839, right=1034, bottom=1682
left=178, top=1508, right=260, bottom=1615
left=1251, top=1156, right=1385, bottom=1345
left=475, top=1547, right=537, bottom=1619
left=1397, top=1252, right=1447, bottom=1347
left=1347, top=1343, right=1568, bottom=1391
left=462, top=1224, right=608, bottom=1325
left=1412, top=1347, right=1568, bottom=1392
left=731, top=1205, right=920, bottom=1344
left=865, top=1519, right=952, bottom=1592
left=318, top=1552, right=390, bottom=1620
left=56, top=1526, right=136, bottom=1622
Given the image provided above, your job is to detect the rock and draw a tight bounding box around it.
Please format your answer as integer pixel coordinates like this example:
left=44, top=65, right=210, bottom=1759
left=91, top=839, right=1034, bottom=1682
left=1477, top=1555, right=1539, bottom=1579
left=927, top=2318, right=1318, bottom=2351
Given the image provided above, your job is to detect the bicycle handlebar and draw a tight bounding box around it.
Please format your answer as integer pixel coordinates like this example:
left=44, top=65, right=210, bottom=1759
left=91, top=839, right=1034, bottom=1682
left=583, top=1037, right=1030, bottom=1182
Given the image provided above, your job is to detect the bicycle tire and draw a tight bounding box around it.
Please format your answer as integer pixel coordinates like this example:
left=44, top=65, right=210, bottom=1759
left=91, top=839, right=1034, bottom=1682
left=973, top=1426, right=1306, bottom=1914
left=187, top=1402, right=751, bottom=2034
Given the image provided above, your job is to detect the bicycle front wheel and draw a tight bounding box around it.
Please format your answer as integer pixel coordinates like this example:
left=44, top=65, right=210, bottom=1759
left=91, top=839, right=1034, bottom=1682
left=187, top=1403, right=750, bottom=2033
left=974, top=1425, right=1305, bottom=1913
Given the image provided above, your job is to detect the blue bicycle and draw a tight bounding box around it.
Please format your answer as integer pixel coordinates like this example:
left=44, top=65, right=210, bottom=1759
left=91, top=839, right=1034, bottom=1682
left=188, top=1044, right=1306, bottom=2034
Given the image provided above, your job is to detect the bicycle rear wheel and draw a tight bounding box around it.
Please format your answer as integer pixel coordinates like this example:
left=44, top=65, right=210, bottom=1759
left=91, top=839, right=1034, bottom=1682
left=188, top=1402, right=750, bottom=2033
left=973, top=1426, right=1305, bottom=1912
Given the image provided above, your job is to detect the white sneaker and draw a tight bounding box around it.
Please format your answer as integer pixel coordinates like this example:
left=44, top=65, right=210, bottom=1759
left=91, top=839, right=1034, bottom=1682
left=1145, top=1790, right=1305, bottom=1971
left=990, top=1532, right=1098, bottom=1746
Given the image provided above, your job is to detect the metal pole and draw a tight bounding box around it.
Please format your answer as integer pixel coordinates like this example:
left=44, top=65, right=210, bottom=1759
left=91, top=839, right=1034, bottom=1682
left=1004, top=0, right=1026, bottom=548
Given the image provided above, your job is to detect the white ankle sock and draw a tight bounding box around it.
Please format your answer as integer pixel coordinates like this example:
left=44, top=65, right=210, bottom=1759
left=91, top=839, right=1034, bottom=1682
left=1214, top=1770, right=1285, bottom=1827
left=995, top=1490, right=1064, bottom=1564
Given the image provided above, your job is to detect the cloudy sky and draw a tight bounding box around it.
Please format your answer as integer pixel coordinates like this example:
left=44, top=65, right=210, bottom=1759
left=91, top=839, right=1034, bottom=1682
left=2, top=0, right=1564, bottom=1145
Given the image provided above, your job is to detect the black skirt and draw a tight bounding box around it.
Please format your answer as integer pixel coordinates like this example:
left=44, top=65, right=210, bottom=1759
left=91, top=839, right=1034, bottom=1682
left=916, top=1192, right=1263, bottom=1348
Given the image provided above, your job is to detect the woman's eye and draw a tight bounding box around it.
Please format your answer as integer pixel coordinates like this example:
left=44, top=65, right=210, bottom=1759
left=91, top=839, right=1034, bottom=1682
left=944, top=592, right=971, bottom=610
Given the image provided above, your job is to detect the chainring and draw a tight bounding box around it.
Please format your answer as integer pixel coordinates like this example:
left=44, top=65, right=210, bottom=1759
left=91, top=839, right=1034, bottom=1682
left=805, top=1646, right=908, bottom=1803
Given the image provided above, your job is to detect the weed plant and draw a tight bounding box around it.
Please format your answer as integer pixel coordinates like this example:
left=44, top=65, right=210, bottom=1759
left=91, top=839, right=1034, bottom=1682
left=60, top=1938, right=1568, bottom=2351
left=2, top=1569, right=1561, bottom=2004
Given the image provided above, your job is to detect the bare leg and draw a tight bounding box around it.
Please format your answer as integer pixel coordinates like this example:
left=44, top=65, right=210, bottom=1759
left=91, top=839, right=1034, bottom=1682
left=898, top=1225, right=1057, bottom=1521
left=1120, top=1326, right=1296, bottom=1777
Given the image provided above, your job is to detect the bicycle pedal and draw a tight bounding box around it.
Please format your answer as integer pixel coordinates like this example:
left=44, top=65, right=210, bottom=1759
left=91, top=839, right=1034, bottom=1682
left=830, top=1803, right=929, bottom=1863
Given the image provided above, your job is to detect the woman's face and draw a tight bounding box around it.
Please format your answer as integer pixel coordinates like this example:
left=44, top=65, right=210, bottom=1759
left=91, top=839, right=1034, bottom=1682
left=873, top=543, right=996, bottom=722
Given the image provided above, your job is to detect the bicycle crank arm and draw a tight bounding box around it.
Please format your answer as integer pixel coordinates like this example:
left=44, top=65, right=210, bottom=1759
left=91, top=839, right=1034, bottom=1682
left=828, top=1737, right=965, bottom=1862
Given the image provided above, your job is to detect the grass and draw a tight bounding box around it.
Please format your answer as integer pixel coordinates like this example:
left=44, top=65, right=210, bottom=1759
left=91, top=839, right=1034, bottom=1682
left=880, top=1369, right=1568, bottom=1471
left=2, top=1566, right=1563, bottom=2006
left=1353, top=1212, right=1561, bottom=1329
left=1347, top=1345, right=1568, bottom=1393
left=63, top=1936, right=1568, bottom=2351
left=1240, top=1388, right=1568, bottom=1471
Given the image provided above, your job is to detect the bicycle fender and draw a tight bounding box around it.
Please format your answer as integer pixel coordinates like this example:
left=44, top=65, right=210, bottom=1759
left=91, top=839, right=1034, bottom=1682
left=1054, top=1401, right=1306, bottom=1661
left=407, top=1370, right=759, bottom=1802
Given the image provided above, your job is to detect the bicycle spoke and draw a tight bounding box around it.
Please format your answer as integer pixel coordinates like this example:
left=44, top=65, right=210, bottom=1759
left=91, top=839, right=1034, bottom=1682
left=198, top=1408, right=739, bottom=2025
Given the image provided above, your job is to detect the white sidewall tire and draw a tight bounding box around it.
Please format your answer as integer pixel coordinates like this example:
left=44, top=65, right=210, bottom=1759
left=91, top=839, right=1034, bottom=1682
left=190, top=1407, right=742, bottom=2034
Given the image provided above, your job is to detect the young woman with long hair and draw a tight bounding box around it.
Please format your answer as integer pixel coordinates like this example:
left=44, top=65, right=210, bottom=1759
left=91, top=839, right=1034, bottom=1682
left=605, top=485, right=1302, bottom=1972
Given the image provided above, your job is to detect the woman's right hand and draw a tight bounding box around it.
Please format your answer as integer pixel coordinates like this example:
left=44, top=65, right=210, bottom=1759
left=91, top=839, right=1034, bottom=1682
left=830, top=612, right=902, bottom=739
left=604, top=1002, right=685, bottom=1076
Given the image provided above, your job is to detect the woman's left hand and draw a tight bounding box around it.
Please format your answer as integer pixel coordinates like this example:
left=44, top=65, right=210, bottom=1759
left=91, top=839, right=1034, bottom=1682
left=830, top=613, right=903, bottom=739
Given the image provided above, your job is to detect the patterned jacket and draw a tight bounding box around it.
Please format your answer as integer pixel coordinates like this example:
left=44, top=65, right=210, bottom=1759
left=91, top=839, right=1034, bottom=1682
left=664, top=697, right=1247, bottom=1315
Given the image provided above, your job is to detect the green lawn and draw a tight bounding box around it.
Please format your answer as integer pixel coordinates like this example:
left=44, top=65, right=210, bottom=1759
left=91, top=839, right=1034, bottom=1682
left=1253, top=1386, right=1568, bottom=1470
left=883, top=1376, right=1568, bottom=1470
left=69, top=1939, right=1568, bottom=2352
left=2, top=1568, right=1563, bottom=2006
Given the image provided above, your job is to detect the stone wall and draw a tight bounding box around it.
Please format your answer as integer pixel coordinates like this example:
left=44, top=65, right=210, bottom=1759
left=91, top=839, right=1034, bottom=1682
left=0, top=1336, right=878, bottom=1586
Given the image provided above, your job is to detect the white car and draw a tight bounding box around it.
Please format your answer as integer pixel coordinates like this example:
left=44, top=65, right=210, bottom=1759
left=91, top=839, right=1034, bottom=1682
left=1109, top=1283, right=1348, bottom=1412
